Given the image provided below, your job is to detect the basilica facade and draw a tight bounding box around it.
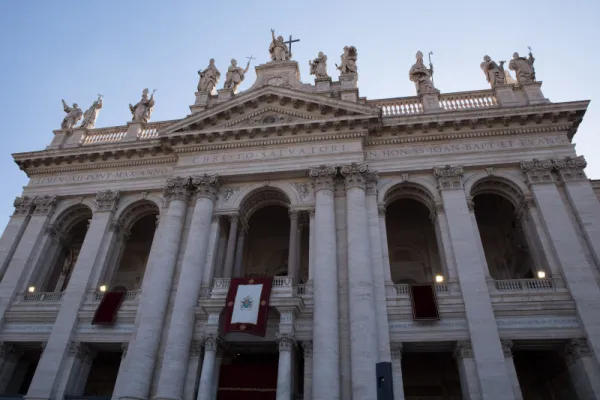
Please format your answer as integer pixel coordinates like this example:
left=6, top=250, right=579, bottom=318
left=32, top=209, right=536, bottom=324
left=1, top=37, right=600, bottom=400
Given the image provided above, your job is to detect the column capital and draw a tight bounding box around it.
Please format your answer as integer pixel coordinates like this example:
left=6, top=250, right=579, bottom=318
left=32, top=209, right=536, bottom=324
left=429, top=203, right=444, bottom=222
left=302, top=341, right=313, bottom=357
left=565, top=337, right=592, bottom=365
left=390, top=342, right=403, bottom=359
left=228, top=213, right=240, bottom=223
left=520, top=158, right=554, bottom=185
left=95, top=190, right=120, bottom=212
left=0, top=342, right=16, bottom=357
left=340, top=163, right=370, bottom=191
left=68, top=341, right=93, bottom=360
left=203, top=333, right=220, bottom=352
left=377, top=203, right=387, bottom=216
left=553, top=156, right=587, bottom=182
left=365, top=171, right=379, bottom=196
left=192, top=173, right=220, bottom=201
left=309, top=165, right=337, bottom=192
left=289, top=209, right=299, bottom=221
left=501, top=339, right=514, bottom=358
left=309, top=207, right=315, bottom=218
left=433, top=165, right=464, bottom=190
left=453, top=340, right=474, bottom=361
left=13, top=196, right=35, bottom=216
left=121, top=343, right=128, bottom=359
left=32, top=195, right=57, bottom=215
left=277, top=332, right=295, bottom=351
left=163, top=176, right=191, bottom=203
left=516, top=195, right=536, bottom=222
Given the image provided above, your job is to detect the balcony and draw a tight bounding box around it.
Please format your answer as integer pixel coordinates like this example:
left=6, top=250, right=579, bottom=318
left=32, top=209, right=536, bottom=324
left=492, top=278, right=556, bottom=292
left=16, top=292, right=64, bottom=302
left=209, top=276, right=300, bottom=299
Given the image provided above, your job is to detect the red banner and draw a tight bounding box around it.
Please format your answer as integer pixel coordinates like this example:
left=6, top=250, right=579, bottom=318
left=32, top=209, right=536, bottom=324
left=92, top=291, right=125, bottom=325
left=223, top=277, right=273, bottom=337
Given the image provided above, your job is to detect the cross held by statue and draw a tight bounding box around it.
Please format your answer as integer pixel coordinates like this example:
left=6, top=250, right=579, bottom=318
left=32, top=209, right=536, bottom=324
left=285, top=34, right=300, bottom=54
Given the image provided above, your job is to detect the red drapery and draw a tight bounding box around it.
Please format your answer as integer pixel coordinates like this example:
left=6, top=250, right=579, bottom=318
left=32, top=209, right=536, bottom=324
left=92, top=291, right=125, bottom=325
left=223, top=277, right=273, bottom=337
left=409, top=284, right=440, bottom=320
left=217, top=356, right=278, bottom=400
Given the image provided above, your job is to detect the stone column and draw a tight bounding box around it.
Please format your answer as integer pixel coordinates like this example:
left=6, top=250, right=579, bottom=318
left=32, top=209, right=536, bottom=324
left=26, top=191, right=119, bottom=399
left=501, top=340, right=523, bottom=400
left=565, top=338, right=600, bottom=400
left=221, top=214, right=239, bottom=278
left=434, top=166, right=515, bottom=399
left=377, top=205, right=394, bottom=294
left=154, top=175, right=220, bottom=400
left=521, top=160, right=600, bottom=363
left=0, top=197, right=34, bottom=278
left=0, top=195, right=56, bottom=326
left=111, top=344, right=129, bottom=400
left=276, top=333, right=295, bottom=400
left=340, top=163, right=378, bottom=399
left=554, top=156, right=600, bottom=268
left=454, top=341, right=482, bottom=400
left=390, top=343, right=405, bottom=400
left=288, top=210, right=299, bottom=280
left=308, top=209, right=315, bottom=281
left=196, top=334, right=219, bottom=400
left=201, top=216, right=222, bottom=293
left=308, top=166, right=340, bottom=400
left=431, top=204, right=458, bottom=281
left=71, top=344, right=96, bottom=395
left=120, top=177, right=191, bottom=400
left=233, top=221, right=247, bottom=277
left=183, top=341, right=203, bottom=400
left=0, top=343, right=22, bottom=393
left=302, top=341, right=313, bottom=400
left=54, top=342, right=91, bottom=398
left=211, top=351, right=222, bottom=400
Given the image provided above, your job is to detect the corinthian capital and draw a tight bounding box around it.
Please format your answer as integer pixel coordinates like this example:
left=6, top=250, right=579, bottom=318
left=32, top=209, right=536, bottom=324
left=340, top=163, right=369, bottom=191
left=453, top=340, right=473, bottom=361
left=553, top=156, right=587, bottom=182
left=32, top=195, right=57, bottom=215
left=163, top=176, right=191, bottom=203
left=520, top=158, right=554, bottom=184
left=203, top=333, right=219, bottom=352
left=13, top=196, right=34, bottom=216
left=277, top=332, right=295, bottom=351
left=95, top=190, right=120, bottom=212
left=309, top=165, right=337, bottom=192
left=192, top=174, right=219, bottom=201
left=433, top=165, right=464, bottom=190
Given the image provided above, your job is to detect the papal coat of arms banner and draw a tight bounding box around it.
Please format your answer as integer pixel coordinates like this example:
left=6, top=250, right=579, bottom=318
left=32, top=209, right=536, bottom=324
left=223, top=277, right=273, bottom=337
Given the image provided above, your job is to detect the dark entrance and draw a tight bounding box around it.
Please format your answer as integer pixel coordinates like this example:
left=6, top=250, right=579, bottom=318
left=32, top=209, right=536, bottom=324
left=217, top=352, right=278, bottom=400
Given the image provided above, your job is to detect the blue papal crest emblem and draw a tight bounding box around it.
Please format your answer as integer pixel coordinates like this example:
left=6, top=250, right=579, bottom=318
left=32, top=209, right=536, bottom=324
left=240, top=295, right=253, bottom=310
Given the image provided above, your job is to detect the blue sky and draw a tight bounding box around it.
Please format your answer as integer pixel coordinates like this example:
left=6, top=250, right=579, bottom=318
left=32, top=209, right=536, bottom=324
left=0, top=0, right=598, bottom=229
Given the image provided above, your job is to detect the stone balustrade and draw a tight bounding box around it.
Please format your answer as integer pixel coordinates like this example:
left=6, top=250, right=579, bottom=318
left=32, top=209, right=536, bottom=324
left=393, top=282, right=454, bottom=296
left=438, top=90, right=498, bottom=110
left=91, top=290, right=142, bottom=302
left=81, top=121, right=172, bottom=146
left=208, top=276, right=300, bottom=299
left=371, top=96, right=423, bottom=117
left=493, top=278, right=555, bottom=292
left=18, top=292, right=64, bottom=302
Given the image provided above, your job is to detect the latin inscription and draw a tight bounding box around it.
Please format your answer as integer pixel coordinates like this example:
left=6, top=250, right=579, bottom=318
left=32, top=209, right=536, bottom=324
left=366, top=135, right=568, bottom=160
left=29, top=167, right=171, bottom=186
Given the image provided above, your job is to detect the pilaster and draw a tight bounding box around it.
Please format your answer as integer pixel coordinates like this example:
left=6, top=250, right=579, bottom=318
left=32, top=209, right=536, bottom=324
left=501, top=340, right=523, bottom=400
left=453, top=341, right=482, bottom=400
left=564, top=338, right=600, bottom=400
left=390, top=343, right=405, bottom=400
left=302, top=341, right=313, bottom=400
left=276, top=332, right=296, bottom=400
left=0, top=197, right=34, bottom=278
left=197, top=333, right=220, bottom=400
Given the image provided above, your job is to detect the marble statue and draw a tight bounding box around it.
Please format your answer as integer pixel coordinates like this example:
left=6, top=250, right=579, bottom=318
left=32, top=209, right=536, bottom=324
left=60, top=100, right=83, bottom=130
left=81, top=95, right=103, bottom=129
left=509, top=51, right=536, bottom=84
left=480, top=55, right=506, bottom=88
left=197, top=59, right=221, bottom=93
left=409, top=51, right=437, bottom=94
left=269, top=29, right=291, bottom=61
left=129, top=89, right=156, bottom=123
left=223, top=59, right=251, bottom=92
left=309, top=52, right=329, bottom=79
left=336, top=46, right=357, bottom=74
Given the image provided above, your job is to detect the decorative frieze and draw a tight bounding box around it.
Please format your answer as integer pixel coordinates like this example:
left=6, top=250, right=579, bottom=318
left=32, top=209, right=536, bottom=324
left=309, top=165, right=336, bottom=192
left=340, top=163, right=369, bottom=191
left=454, top=340, right=474, bottom=361
left=163, top=176, right=191, bottom=203
left=520, top=158, right=554, bottom=184
left=433, top=165, right=464, bottom=190
left=32, top=195, right=57, bottom=215
left=13, top=196, right=34, bottom=216
left=553, top=155, right=587, bottom=182
left=192, top=173, right=220, bottom=201
left=277, top=332, right=295, bottom=351
left=95, top=190, right=120, bottom=212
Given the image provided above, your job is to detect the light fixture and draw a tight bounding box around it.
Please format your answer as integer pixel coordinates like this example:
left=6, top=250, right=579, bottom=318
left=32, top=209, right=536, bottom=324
left=99, top=285, right=107, bottom=292
left=537, top=271, right=546, bottom=279
left=435, top=274, right=444, bottom=283
left=28, top=286, right=35, bottom=293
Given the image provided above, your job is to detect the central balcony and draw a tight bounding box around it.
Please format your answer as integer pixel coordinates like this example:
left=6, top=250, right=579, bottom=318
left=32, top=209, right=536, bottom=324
left=208, top=276, right=306, bottom=300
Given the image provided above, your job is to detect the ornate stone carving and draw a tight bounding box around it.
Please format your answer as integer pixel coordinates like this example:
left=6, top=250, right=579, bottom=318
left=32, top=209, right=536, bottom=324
left=81, top=95, right=103, bottom=129
left=163, top=177, right=191, bottom=202
left=68, top=341, right=92, bottom=359
left=224, top=59, right=251, bottom=92
left=365, top=171, right=379, bottom=195
left=501, top=339, right=514, bottom=358
left=433, top=165, right=464, bottom=190
left=302, top=341, right=313, bottom=357
left=95, top=190, right=120, bottom=212
left=292, top=182, right=310, bottom=201
left=109, top=221, right=122, bottom=232
left=553, top=156, right=587, bottom=182
left=121, top=343, right=128, bottom=359
left=309, top=52, right=329, bottom=79
left=32, top=195, right=57, bottom=215
left=565, top=338, right=591, bottom=365
left=377, top=204, right=386, bottom=217
left=269, top=29, right=291, bottom=61
left=277, top=333, right=295, bottom=351
left=509, top=51, right=536, bottom=84
left=340, top=163, right=369, bottom=191
left=223, top=187, right=240, bottom=203
left=309, top=165, right=337, bottom=192
left=203, top=333, right=219, bottom=352
left=192, top=174, right=219, bottom=201
left=129, top=88, right=156, bottom=123
left=336, top=46, right=357, bottom=75
left=481, top=55, right=506, bottom=88
left=289, top=209, right=299, bottom=221
left=454, top=341, right=473, bottom=361
left=0, top=342, right=16, bottom=358
left=390, top=342, right=403, bottom=359
left=197, top=59, right=221, bottom=93
left=61, top=99, right=83, bottom=130
left=520, top=159, right=554, bottom=184
left=410, top=51, right=437, bottom=94
left=516, top=196, right=536, bottom=222
left=13, top=196, right=34, bottom=216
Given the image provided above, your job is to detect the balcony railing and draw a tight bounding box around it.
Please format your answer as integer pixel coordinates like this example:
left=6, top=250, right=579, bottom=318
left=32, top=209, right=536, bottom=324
left=439, top=90, right=498, bottom=110
left=394, top=283, right=451, bottom=296
left=19, top=292, right=64, bottom=302
left=92, top=290, right=141, bottom=302
left=372, top=97, right=423, bottom=117
left=493, top=278, right=554, bottom=292
left=81, top=121, right=172, bottom=146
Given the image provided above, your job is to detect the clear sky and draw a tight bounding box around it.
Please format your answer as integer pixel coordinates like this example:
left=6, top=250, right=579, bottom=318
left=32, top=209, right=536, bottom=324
left=0, top=0, right=598, bottom=229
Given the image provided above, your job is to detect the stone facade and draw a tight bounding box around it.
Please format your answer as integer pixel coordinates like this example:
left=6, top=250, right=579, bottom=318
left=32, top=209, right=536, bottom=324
left=0, top=52, right=599, bottom=400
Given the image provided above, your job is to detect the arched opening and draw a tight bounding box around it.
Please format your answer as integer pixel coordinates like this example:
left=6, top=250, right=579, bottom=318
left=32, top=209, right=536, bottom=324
left=385, top=193, right=443, bottom=285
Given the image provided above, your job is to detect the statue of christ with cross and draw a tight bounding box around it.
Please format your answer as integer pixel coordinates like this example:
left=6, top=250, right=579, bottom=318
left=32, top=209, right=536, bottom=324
left=269, top=29, right=295, bottom=61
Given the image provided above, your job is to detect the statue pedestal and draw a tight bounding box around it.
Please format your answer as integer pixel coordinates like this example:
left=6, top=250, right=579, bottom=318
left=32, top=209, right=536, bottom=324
left=217, top=88, right=234, bottom=103
left=123, top=122, right=143, bottom=142
left=315, top=77, right=332, bottom=93
left=248, top=61, right=306, bottom=91
left=521, top=81, right=549, bottom=105
left=46, top=130, right=69, bottom=150
left=190, top=91, right=210, bottom=114
left=63, top=128, right=87, bottom=148
left=494, top=84, right=524, bottom=107
left=420, top=91, right=442, bottom=113
left=339, top=73, right=358, bottom=90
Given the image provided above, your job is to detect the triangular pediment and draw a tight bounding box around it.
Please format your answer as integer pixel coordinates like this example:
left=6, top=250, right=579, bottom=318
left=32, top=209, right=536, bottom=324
left=159, top=85, right=379, bottom=137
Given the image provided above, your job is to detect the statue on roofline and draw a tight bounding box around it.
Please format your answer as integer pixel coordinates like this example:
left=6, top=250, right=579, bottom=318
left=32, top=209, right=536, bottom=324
left=309, top=52, right=329, bottom=79
left=336, top=46, right=357, bottom=75
left=269, top=29, right=291, bottom=61
left=480, top=55, right=506, bottom=88
left=197, top=59, right=221, bottom=93
left=224, top=59, right=251, bottom=92
left=509, top=49, right=536, bottom=84
left=81, top=95, right=103, bottom=129
left=409, top=51, right=437, bottom=95
left=60, top=99, right=83, bottom=130
left=129, top=88, right=156, bottom=123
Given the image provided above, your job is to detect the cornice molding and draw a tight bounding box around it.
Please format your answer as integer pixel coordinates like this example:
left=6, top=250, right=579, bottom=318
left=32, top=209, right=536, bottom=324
left=24, top=155, right=177, bottom=176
